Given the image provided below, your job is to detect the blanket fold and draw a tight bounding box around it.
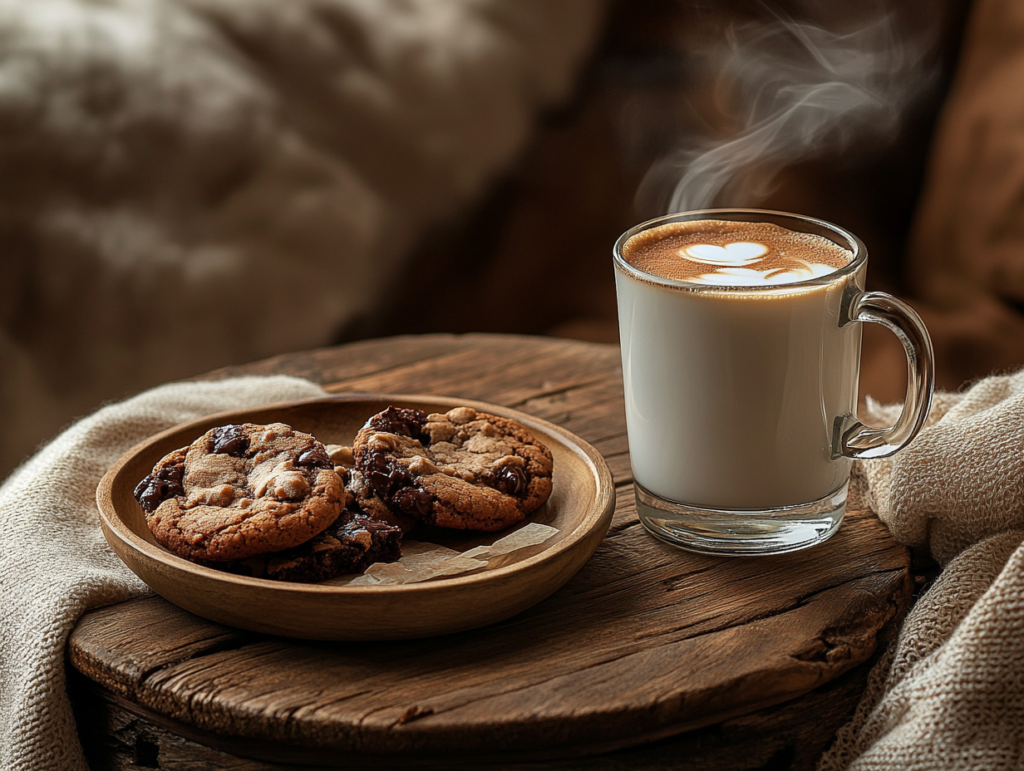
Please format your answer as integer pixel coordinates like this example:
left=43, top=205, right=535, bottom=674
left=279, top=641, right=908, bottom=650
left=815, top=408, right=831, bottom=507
left=820, top=371, right=1024, bottom=770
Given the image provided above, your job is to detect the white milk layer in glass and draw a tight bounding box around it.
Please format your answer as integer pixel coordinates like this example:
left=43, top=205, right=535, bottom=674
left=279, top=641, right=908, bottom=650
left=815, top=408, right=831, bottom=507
left=616, top=221, right=863, bottom=510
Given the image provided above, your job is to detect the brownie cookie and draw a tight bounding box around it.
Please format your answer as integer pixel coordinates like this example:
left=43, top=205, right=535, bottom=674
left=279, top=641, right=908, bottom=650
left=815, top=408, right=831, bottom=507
left=134, top=423, right=345, bottom=563
left=353, top=406, right=553, bottom=531
left=345, top=467, right=419, bottom=534
left=227, top=504, right=403, bottom=583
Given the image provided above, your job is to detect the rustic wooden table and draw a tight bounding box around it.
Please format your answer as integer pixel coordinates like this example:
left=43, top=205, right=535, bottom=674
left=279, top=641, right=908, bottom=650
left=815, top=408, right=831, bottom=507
left=69, top=334, right=911, bottom=771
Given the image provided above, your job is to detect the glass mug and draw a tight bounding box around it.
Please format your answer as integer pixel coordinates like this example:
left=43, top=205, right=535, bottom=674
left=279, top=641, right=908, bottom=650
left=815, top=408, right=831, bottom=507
left=613, top=209, right=934, bottom=555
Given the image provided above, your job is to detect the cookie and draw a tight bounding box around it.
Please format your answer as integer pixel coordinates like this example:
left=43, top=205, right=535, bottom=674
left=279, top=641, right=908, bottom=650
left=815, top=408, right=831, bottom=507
left=326, top=443, right=418, bottom=535
left=353, top=406, right=553, bottom=531
left=227, top=505, right=403, bottom=583
left=134, top=423, right=345, bottom=563
left=345, top=466, right=419, bottom=534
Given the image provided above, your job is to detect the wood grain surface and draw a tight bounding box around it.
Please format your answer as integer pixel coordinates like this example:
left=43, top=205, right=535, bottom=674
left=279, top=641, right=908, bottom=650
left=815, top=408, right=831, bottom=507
left=69, top=334, right=912, bottom=770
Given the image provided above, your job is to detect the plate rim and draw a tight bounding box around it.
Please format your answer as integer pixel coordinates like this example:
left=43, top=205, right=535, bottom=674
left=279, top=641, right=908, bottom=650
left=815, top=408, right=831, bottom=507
left=97, top=392, right=616, bottom=601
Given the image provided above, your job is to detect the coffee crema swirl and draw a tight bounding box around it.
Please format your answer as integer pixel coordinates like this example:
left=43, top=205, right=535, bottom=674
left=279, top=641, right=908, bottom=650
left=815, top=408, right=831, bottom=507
left=622, top=220, right=853, bottom=287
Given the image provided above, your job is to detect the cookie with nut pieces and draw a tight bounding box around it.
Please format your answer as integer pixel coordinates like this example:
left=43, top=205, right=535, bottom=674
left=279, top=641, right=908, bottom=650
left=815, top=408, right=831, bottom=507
left=352, top=405, right=554, bottom=531
left=134, top=423, right=345, bottom=563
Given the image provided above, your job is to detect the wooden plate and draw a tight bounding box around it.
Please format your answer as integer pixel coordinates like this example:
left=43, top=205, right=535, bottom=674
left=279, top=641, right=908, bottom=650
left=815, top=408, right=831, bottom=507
left=96, top=394, right=615, bottom=641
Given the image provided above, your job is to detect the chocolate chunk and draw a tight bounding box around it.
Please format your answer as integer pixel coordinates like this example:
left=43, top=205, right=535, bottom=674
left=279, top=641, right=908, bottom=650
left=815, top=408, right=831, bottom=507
left=154, top=462, right=184, bottom=488
left=393, top=487, right=434, bottom=517
left=134, top=448, right=186, bottom=513
left=365, top=451, right=413, bottom=497
left=135, top=477, right=175, bottom=513
left=210, top=425, right=248, bottom=456
left=296, top=446, right=331, bottom=469
left=496, top=466, right=528, bottom=496
left=369, top=407, right=428, bottom=442
left=133, top=477, right=149, bottom=501
left=338, top=513, right=404, bottom=564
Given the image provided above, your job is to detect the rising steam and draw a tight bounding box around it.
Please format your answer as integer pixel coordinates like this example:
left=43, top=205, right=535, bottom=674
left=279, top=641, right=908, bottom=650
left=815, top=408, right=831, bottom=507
left=641, top=8, right=943, bottom=213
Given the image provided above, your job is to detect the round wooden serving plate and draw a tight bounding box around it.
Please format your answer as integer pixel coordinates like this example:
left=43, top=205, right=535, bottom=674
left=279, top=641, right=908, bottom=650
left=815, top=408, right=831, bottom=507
left=95, top=393, right=615, bottom=641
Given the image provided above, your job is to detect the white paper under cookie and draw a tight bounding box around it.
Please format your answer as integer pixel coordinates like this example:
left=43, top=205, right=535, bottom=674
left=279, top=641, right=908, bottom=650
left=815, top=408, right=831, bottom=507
left=338, top=522, right=559, bottom=586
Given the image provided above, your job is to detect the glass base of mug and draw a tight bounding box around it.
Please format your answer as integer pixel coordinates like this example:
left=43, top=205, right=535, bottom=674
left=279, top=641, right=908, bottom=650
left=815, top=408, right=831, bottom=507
left=635, top=481, right=848, bottom=556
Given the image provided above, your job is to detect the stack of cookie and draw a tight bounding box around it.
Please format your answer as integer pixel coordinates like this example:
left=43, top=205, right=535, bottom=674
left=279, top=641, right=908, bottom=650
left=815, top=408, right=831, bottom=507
left=133, top=406, right=554, bottom=583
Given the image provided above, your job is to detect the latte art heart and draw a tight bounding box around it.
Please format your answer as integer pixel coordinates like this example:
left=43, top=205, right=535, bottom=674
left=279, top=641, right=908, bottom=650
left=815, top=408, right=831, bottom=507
left=691, top=262, right=839, bottom=286
left=621, top=219, right=853, bottom=287
left=680, top=242, right=769, bottom=266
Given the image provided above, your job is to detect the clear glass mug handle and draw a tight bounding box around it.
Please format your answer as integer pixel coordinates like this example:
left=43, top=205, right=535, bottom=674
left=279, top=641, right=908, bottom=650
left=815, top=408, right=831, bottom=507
left=834, top=291, right=935, bottom=460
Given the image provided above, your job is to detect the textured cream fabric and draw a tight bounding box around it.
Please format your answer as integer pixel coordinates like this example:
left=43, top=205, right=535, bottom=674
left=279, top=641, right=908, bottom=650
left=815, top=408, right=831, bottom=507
left=860, top=371, right=1024, bottom=565
left=0, top=375, right=326, bottom=771
left=819, top=371, right=1024, bottom=770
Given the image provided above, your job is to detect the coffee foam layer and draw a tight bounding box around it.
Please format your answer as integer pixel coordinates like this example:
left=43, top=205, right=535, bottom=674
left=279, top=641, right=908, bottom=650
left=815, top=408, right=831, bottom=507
left=622, top=220, right=853, bottom=287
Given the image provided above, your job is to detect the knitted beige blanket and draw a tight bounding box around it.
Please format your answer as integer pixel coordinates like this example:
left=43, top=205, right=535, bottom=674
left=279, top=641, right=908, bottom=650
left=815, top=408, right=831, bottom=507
left=820, top=370, right=1024, bottom=770
left=0, top=375, right=326, bottom=771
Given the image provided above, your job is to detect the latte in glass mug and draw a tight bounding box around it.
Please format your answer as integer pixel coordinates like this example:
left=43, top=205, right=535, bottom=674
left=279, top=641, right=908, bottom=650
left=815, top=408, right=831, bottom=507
left=613, top=210, right=933, bottom=556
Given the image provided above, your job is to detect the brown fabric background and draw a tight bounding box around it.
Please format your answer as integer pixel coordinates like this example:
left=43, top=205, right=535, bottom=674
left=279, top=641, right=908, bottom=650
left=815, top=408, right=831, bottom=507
left=905, top=0, right=1024, bottom=393
left=356, top=0, right=987, bottom=407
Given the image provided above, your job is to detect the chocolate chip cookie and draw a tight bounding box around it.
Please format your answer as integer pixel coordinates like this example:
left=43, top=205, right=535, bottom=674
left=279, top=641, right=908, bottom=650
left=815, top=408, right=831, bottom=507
left=134, top=423, right=345, bottom=563
left=353, top=406, right=554, bottom=531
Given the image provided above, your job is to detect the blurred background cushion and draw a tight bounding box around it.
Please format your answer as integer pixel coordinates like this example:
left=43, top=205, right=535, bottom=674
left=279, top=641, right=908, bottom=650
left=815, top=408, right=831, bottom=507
left=0, top=0, right=606, bottom=478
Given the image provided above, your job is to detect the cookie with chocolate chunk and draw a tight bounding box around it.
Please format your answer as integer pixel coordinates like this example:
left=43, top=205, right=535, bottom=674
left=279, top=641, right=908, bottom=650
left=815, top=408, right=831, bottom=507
left=325, top=444, right=418, bottom=534
left=353, top=406, right=553, bottom=531
left=134, top=423, right=345, bottom=563
left=228, top=505, right=403, bottom=583
left=345, top=467, right=419, bottom=534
